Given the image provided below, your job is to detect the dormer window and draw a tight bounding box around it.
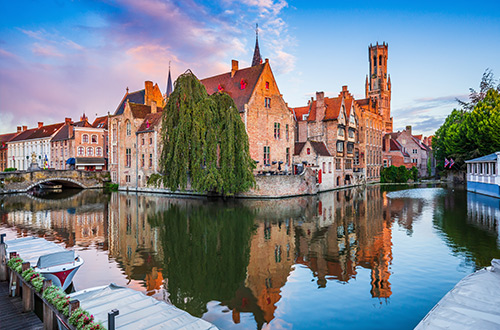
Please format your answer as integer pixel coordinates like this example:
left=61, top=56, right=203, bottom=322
left=265, top=81, right=269, bottom=89
left=146, top=120, right=150, bottom=129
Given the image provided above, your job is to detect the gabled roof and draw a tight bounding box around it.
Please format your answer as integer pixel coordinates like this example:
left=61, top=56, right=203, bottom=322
left=291, top=106, right=310, bottom=121
left=9, top=127, right=38, bottom=142
left=92, top=116, right=108, bottom=129
left=137, top=112, right=163, bottom=133
left=0, top=132, right=18, bottom=149
left=129, top=103, right=153, bottom=119
left=73, top=120, right=92, bottom=128
left=465, top=152, right=499, bottom=163
left=294, top=141, right=331, bottom=157
left=114, top=89, right=146, bottom=115
left=306, top=96, right=343, bottom=122
left=200, top=63, right=266, bottom=113
left=51, top=124, right=73, bottom=142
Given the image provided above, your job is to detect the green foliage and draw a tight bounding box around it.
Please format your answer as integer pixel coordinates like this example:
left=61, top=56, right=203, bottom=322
left=7, top=256, right=23, bottom=269
left=156, top=70, right=255, bottom=196
left=4, top=167, right=17, bottom=172
left=148, top=203, right=256, bottom=316
left=68, top=307, right=96, bottom=329
left=103, top=182, right=119, bottom=193
left=42, top=285, right=70, bottom=316
left=434, top=78, right=500, bottom=170
left=4, top=176, right=25, bottom=183
left=380, top=165, right=418, bottom=183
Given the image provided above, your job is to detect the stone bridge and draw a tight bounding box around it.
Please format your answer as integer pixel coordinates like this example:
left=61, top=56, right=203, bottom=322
left=0, top=170, right=110, bottom=194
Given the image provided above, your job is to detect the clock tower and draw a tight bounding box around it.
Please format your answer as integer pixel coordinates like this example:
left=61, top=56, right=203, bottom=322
left=365, top=42, right=392, bottom=132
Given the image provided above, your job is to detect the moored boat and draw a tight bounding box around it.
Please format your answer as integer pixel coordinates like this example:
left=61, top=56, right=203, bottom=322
left=6, top=236, right=83, bottom=290
left=38, top=182, right=63, bottom=190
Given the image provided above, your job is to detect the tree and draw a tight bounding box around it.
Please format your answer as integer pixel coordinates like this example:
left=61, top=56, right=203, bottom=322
left=457, top=69, right=500, bottom=110
left=152, top=70, right=255, bottom=195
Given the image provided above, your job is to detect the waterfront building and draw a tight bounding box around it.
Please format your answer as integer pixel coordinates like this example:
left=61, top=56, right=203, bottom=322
left=0, top=132, right=19, bottom=171
left=293, top=140, right=334, bottom=191
left=382, top=134, right=416, bottom=169
left=7, top=122, right=64, bottom=170
left=292, top=86, right=362, bottom=188
left=200, top=33, right=295, bottom=173
left=465, top=152, right=500, bottom=198
left=50, top=115, right=108, bottom=171
left=383, top=126, right=431, bottom=176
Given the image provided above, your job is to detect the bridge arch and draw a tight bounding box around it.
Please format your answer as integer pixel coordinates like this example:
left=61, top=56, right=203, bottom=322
left=25, top=177, right=87, bottom=191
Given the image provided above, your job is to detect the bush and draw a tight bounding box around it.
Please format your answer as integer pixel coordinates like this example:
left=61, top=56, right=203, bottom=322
left=104, top=182, right=119, bottom=192
left=4, top=167, right=16, bottom=172
left=381, top=165, right=419, bottom=183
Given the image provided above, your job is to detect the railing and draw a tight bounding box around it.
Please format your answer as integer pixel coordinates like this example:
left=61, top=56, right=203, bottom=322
left=0, top=235, right=119, bottom=330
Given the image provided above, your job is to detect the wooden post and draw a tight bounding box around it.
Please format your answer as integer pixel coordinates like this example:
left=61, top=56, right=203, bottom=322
left=0, top=234, right=6, bottom=281
left=69, top=300, right=80, bottom=315
left=22, top=262, right=34, bottom=312
left=42, top=279, right=57, bottom=330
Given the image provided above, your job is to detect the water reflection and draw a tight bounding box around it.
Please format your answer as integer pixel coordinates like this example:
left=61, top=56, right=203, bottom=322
left=1, top=185, right=500, bottom=329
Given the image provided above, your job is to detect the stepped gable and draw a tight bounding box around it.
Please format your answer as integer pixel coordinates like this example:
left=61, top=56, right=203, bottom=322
left=201, top=63, right=266, bottom=113
left=114, top=89, right=146, bottom=115
left=137, top=112, right=163, bottom=133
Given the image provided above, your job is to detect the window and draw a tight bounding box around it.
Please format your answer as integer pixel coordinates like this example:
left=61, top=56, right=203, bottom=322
left=91, top=135, right=97, bottom=143
left=274, top=123, right=280, bottom=139
left=493, top=163, right=497, bottom=175
left=126, top=121, right=131, bottom=136
left=286, top=148, right=290, bottom=165
left=379, top=55, right=382, bottom=66
left=486, top=163, right=489, bottom=175
left=141, top=154, right=145, bottom=167
left=336, top=141, right=344, bottom=153
left=354, top=151, right=360, bottom=165
left=263, top=146, right=270, bottom=165
left=265, top=97, right=271, bottom=108
left=82, top=134, right=89, bottom=143
left=112, top=124, right=117, bottom=142
left=77, top=147, right=84, bottom=156
left=125, top=175, right=130, bottom=183
left=112, top=146, right=117, bottom=164
left=345, top=159, right=352, bottom=170
left=383, top=159, right=388, bottom=167
left=322, top=162, right=326, bottom=173
left=60, top=148, right=63, bottom=157
left=347, top=143, right=353, bottom=154
left=348, top=129, right=354, bottom=138
left=149, top=137, right=153, bottom=145
left=125, top=148, right=131, bottom=167
left=328, top=162, right=332, bottom=173
left=336, top=158, right=341, bottom=170
left=338, top=128, right=345, bottom=137
left=87, top=147, right=94, bottom=156
left=307, top=148, right=310, bottom=155
left=149, top=154, right=153, bottom=168
left=142, top=138, right=145, bottom=145
left=286, top=124, right=289, bottom=141
left=413, top=149, right=417, bottom=154
left=112, top=171, right=117, bottom=183
left=265, top=81, right=269, bottom=89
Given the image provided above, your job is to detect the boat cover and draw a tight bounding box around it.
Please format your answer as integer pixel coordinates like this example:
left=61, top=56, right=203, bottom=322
left=68, top=284, right=218, bottom=330
left=37, top=250, right=76, bottom=268
left=415, top=259, right=500, bottom=329
left=6, top=237, right=67, bottom=266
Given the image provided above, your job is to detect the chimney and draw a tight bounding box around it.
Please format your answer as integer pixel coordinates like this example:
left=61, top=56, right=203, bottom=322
left=384, top=134, right=391, bottom=152
left=265, top=58, right=269, bottom=64
left=65, top=117, right=72, bottom=124
left=342, top=85, right=348, bottom=92
left=38, top=122, right=43, bottom=128
left=17, top=126, right=21, bottom=133
left=151, top=100, right=157, bottom=114
left=231, top=60, right=238, bottom=78
left=316, top=91, right=325, bottom=122
left=406, top=125, right=412, bottom=135
left=23, top=126, right=27, bottom=131
left=145, top=81, right=153, bottom=105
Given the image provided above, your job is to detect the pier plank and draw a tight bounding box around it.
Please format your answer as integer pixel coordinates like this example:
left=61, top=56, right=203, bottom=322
left=0, top=281, right=43, bottom=330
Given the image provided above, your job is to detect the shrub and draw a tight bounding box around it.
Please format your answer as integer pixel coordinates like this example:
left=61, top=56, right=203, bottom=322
left=104, top=182, right=119, bottom=192
left=4, top=167, right=17, bottom=172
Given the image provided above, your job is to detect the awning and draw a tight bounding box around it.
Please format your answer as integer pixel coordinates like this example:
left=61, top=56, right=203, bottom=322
left=75, top=157, right=106, bottom=166
left=66, top=158, right=75, bottom=165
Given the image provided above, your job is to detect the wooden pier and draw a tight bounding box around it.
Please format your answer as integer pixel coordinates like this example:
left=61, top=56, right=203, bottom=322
left=0, top=281, right=43, bottom=330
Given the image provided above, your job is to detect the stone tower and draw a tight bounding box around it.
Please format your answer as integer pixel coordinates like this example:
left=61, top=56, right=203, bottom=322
left=365, top=42, right=392, bottom=132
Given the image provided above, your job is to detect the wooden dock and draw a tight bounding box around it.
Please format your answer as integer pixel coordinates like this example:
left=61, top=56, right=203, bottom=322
left=0, top=281, right=43, bottom=330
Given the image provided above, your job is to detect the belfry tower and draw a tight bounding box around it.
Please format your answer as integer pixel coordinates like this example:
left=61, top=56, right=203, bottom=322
left=366, top=42, right=392, bottom=132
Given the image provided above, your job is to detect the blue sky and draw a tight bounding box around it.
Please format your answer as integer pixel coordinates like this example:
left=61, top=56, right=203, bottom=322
left=1, top=0, right=499, bottom=136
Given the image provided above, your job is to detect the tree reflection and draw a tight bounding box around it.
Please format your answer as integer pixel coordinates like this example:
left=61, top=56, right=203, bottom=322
left=148, top=204, right=256, bottom=317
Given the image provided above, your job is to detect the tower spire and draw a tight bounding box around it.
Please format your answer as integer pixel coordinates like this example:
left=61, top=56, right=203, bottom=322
left=166, top=61, right=173, bottom=98
left=251, top=23, right=262, bottom=67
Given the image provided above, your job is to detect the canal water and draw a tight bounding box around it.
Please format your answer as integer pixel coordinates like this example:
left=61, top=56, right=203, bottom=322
left=1, top=184, right=499, bottom=329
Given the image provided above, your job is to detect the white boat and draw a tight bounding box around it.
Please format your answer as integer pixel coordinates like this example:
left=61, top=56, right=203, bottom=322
left=6, top=236, right=84, bottom=290
left=38, top=182, right=63, bottom=190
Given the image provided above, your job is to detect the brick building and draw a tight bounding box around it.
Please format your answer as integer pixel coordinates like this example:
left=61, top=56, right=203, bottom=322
left=0, top=132, right=19, bottom=171
left=293, top=140, right=334, bottom=191
left=382, top=134, right=415, bottom=169
left=50, top=115, right=108, bottom=171
left=201, top=35, right=295, bottom=172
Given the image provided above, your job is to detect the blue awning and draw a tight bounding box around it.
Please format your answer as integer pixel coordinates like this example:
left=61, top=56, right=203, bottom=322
left=66, top=158, right=75, bottom=165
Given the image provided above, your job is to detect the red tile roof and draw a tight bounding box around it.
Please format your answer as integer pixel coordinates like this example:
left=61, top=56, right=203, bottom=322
left=29, top=123, right=64, bottom=139
left=92, top=116, right=108, bottom=129
left=0, top=132, right=18, bottom=149
left=51, top=124, right=73, bottom=142
left=324, top=97, right=343, bottom=121
left=200, top=63, right=266, bottom=113
left=137, top=112, right=163, bottom=133
left=310, top=141, right=331, bottom=157
left=291, top=106, right=310, bottom=121
left=129, top=103, right=153, bottom=119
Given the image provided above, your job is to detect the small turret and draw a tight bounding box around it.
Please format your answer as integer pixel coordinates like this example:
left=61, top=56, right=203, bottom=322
left=251, top=24, right=262, bottom=66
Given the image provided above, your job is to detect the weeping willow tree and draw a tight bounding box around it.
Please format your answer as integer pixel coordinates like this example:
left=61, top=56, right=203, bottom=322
left=150, top=70, right=255, bottom=195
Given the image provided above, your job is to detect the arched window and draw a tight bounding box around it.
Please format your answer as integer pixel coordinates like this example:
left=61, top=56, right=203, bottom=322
left=91, top=135, right=97, bottom=143
left=126, top=121, right=131, bottom=136
left=87, top=147, right=94, bottom=156
left=82, top=134, right=89, bottom=143
left=379, top=55, right=382, bottom=66
left=96, top=147, right=102, bottom=156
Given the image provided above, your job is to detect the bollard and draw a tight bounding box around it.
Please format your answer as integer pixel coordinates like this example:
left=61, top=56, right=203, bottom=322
left=22, top=261, right=34, bottom=312
left=43, top=279, right=57, bottom=330
left=0, top=234, right=6, bottom=281
left=69, top=299, right=80, bottom=315
left=108, top=309, right=119, bottom=330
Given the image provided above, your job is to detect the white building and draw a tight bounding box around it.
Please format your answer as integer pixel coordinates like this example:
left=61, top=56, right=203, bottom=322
left=465, top=152, right=500, bottom=199
left=7, top=122, right=64, bottom=170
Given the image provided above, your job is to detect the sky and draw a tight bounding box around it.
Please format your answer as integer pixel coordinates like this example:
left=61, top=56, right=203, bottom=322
left=1, top=0, right=500, bottom=137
